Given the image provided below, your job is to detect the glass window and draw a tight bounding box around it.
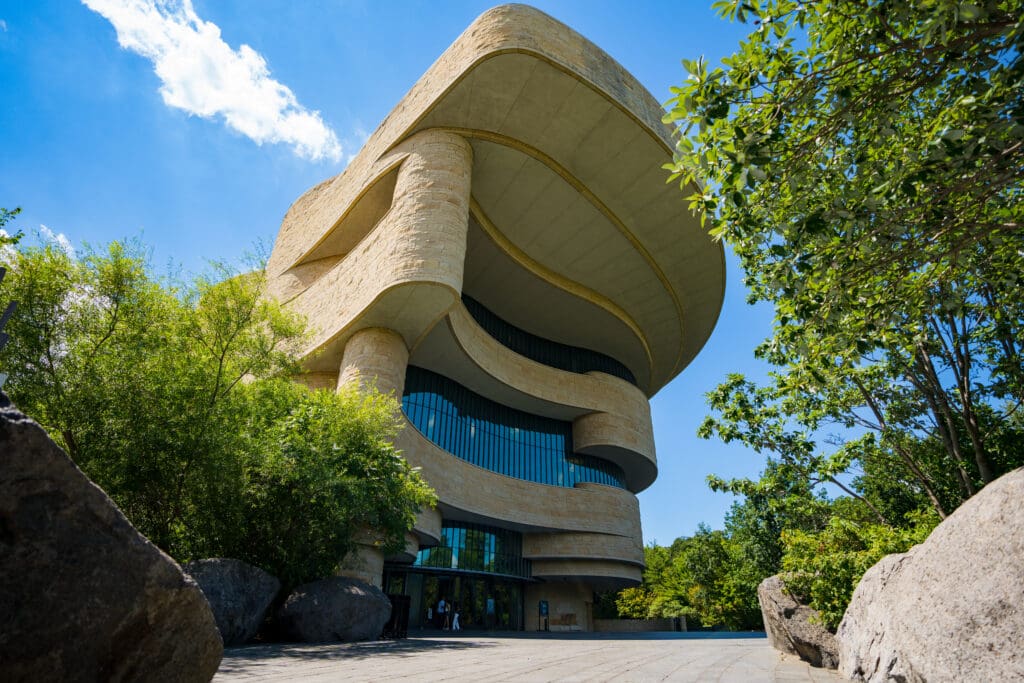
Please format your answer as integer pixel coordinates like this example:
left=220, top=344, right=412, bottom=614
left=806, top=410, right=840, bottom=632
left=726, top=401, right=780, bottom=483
left=402, top=366, right=626, bottom=489
left=462, top=294, right=637, bottom=385
left=413, top=521, right=531, bottom=579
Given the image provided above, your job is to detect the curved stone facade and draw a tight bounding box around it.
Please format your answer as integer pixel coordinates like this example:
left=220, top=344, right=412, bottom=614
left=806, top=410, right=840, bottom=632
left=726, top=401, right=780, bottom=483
left=267, top=4, right=724, bottom=631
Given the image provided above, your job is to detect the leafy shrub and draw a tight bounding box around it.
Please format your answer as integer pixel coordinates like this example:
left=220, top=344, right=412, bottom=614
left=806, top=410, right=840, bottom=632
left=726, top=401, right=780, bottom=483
left=780, top=510, right=939, bottom=630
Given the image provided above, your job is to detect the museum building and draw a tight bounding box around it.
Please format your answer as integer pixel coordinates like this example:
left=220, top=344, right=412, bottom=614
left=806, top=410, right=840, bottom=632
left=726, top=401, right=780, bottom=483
left=265, top=4, right=725, bottom=631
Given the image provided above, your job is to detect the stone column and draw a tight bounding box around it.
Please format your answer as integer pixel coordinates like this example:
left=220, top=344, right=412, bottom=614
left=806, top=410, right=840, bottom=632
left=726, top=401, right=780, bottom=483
left=337, top=327, right=409, bottom=397
left=335, top=328, right=410, bottom=589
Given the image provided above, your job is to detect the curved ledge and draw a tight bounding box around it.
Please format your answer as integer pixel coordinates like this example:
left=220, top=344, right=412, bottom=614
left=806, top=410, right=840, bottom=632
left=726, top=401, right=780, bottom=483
left=468, top=196, right=653, bottom=376
left=270, top=130, right=471, bottom=372
left=412, top=507, right=443, bottom=548
left=573, top=411, right=657, bottom=492
left=530, top=558, right=642, bottom=586
left=523, top=531, right=644, bottom=568
left=438, top=302, right=657, bottom=491
left=384, top=531, right=422, bottom=564
left=269, top=4, right=677, bottom=276
left=394, top=418, right=641, bottom=539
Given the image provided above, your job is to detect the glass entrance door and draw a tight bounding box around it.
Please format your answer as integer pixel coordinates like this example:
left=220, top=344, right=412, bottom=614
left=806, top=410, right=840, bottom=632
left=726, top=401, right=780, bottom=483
left=384, top=568, right=525, bottom=631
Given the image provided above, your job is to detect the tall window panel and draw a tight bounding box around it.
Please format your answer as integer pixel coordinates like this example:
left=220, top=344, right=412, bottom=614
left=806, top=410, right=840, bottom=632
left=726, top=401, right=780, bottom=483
left=415, top=522, right=531, bottom=579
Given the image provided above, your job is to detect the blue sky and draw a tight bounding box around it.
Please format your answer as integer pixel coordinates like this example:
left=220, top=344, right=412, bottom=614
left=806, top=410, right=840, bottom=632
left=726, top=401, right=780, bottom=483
left=0, top=0, right=776, bottom=545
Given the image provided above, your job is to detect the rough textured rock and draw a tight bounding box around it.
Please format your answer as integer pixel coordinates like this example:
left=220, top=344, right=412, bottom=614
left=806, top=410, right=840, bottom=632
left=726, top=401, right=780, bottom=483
left=0, top=395, right=223, bottom=682
left=838, top=466, right=1024, bottom=682
left=758, top=575, right=839, bottom=669
left=276, top=576, right=391, bottom=643
left=184, top=558, right=280, bottom=646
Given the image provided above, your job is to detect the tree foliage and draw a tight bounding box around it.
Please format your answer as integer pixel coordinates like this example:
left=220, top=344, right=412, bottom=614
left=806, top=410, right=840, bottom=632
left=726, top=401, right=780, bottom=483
left=780, top=507, right=939, bottom=629
left=616, top=506, right=777, bottom=631
left=666, top=0, right=1024, bottom=625
left=0, top=237, right=435, bottom=588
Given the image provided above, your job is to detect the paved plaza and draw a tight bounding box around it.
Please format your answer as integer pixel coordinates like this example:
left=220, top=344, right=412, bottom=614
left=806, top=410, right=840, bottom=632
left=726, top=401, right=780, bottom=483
left=215, top=632, right=842, bottom=682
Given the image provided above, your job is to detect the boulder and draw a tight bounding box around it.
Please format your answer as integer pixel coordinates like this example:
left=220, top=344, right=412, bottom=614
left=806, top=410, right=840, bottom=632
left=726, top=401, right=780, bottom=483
left=184, top=558, right=280, bottom=645
left=276, top=576, right=391, bottom=643
left=838, top=466, right=1024, bottom=682
left=0, top=396, right=222, bottom=682
left=758, top=574, right=839, bottom=669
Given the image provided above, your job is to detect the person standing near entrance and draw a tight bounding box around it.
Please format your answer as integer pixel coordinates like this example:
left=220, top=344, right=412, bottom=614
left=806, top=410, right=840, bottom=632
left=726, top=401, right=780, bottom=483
left=436, top=597, right=446, bottom=629
left=452, top=606, right=461, bottom=631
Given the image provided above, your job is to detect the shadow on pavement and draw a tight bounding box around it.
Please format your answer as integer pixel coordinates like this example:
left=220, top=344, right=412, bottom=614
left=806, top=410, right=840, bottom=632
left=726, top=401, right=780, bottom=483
left=218, top=630, right=770, bottom=675
left=409, top=629, right=767, bottom=641
left=219, top=637, right=492, bottom=673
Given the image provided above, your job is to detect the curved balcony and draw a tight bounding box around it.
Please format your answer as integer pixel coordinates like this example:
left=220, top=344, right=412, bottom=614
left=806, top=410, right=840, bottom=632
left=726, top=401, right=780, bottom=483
left=410, top=301, right=657, bottom=491
left=522, top=531, right=644, bottom=568
left=529, top=558, right=643, bottom=588
left=267, top=130, right=472, bottom=375
left=461, top=294, right=636, bottom=385
left=394, top=419, right=642, bottom=540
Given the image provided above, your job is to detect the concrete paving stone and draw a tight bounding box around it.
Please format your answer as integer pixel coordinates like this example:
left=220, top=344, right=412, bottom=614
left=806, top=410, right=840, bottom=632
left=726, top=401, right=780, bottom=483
left=215, top=632, right=844, bottom=682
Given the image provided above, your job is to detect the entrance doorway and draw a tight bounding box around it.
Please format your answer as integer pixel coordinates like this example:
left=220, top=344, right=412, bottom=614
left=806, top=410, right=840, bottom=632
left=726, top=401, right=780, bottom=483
left=384, top=568, right=525, bottom=631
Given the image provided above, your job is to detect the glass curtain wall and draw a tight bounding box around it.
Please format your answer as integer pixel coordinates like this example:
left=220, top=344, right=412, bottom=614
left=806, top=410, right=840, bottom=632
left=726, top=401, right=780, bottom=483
left=415, top=522, right=531, bottom=578
left=384, top=571, right=524, bottom=631
left=402, top=366, right=626, bottom=489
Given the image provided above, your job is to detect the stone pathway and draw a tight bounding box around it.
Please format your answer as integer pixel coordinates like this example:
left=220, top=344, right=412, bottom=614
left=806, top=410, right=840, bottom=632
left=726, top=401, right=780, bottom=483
left=215, top=632, right=843, bottom=682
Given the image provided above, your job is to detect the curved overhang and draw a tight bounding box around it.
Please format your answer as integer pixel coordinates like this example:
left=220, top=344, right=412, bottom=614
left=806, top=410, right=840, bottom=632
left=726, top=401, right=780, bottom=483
left=394, top=420, right=643, bottom=539
left=267, top=3, right=725, bottom=395
left=530, top=559, right=642, bottom=590
left=523, top=531, right=644, bottom=568
left=408, top=300, right=658, bottom=492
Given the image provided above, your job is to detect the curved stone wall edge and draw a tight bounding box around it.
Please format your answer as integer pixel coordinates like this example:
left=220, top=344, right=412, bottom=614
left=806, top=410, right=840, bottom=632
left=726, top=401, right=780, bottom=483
left=523, top=531, right=644, bottom=567
left=272, top=131, right=472, bottom=361
left=412, top=507, right=443, bottom=547
left=447, top=304, right=657, bottom=491
left=394, top=420, right=641, bottom=540
left=530, top=558, right=643, bottom=584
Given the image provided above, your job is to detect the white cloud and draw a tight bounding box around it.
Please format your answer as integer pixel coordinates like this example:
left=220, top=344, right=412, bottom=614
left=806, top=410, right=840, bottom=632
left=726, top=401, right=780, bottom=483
left=39, top=225, right=76, bottom=259
left=0, top=20, right=8, bottom=32
left=82, top=0, right=342, bottom=162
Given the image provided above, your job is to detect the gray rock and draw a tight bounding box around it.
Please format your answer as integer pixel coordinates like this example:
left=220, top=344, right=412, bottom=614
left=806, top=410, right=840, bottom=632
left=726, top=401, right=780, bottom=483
left=838, top=466, right=1024, bottom=683
left=184, top=558, right=280, bottom=645
left=758, top=574, right=839, bottom=669
left=276, top=576, right=391, bottom=643
left=0, top=397, right=222, bottom=682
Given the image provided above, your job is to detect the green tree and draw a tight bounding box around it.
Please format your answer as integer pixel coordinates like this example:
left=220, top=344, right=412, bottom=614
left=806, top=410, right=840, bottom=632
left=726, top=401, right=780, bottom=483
left=618, top=526, right=765, bottom=630
left=0, top=237, right=434, bottom=587
left=236, top=380, right=435, bottom=589
left=666, top=0, right=1024, bottom=508
left=666, top=0, right=1023, bottom=625
left=665, top=0, right=1023, bottom=314
left=0, top=207, right=24, bottom=249
left=615, top=586, right=656, bottom=619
